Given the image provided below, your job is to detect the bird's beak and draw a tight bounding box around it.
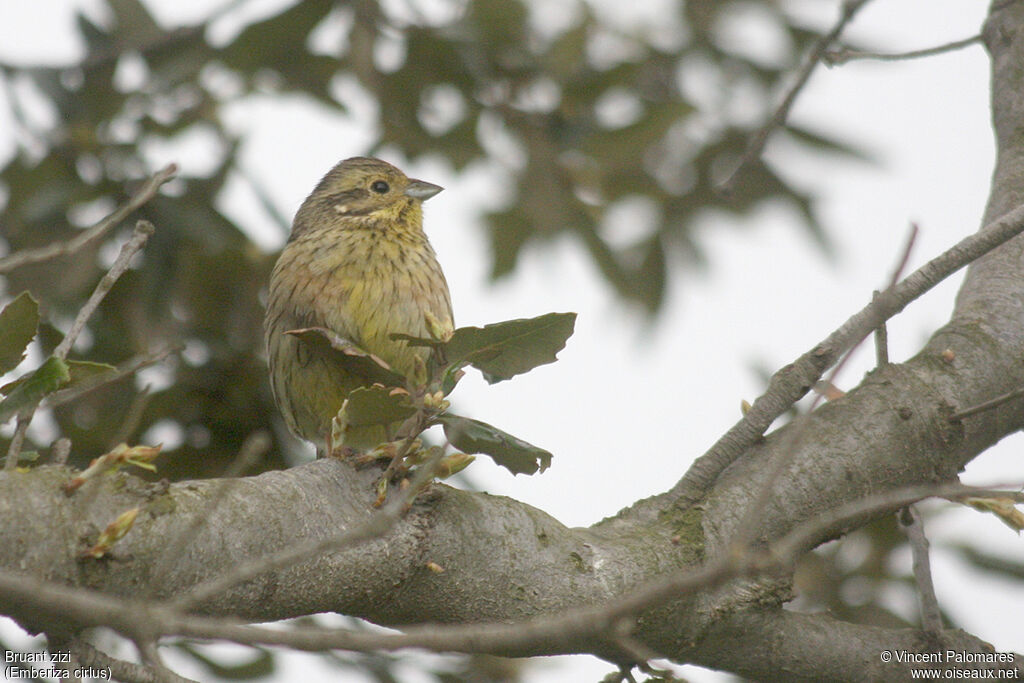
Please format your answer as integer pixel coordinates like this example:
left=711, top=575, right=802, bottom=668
left=404, top=180, right=443, bottom=201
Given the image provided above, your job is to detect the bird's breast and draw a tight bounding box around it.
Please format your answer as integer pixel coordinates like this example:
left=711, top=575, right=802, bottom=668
left=283, top=229, right=452, bottom=378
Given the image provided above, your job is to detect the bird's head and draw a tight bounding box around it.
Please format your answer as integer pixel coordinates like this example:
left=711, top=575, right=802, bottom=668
left=293, top=157, right=443, bottom=237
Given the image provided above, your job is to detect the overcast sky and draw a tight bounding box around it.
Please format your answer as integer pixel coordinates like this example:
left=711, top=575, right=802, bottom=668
left=0, top=1, right=1018, bottom=682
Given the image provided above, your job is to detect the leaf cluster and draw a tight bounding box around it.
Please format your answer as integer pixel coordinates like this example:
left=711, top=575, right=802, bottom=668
left=0, top=292, right=116, bottom=429
left=303, top=312, right=576, bottom=476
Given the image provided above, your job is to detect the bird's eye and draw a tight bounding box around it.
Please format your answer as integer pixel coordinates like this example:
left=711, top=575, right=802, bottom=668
left=370, top=180, right=390, bottom=194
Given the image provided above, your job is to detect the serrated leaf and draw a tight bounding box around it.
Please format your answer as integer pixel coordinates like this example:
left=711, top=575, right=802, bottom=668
left=343, top=386, right=416, bottom=428
left=443, top=313, right=577, bottom=384
left=438, top=414, right=552, bottom=476
left=286, top=327, right=406, bottom=387
left=0, top=356, right=71, bottom=422
left=0, top=292, right=40, bottom=374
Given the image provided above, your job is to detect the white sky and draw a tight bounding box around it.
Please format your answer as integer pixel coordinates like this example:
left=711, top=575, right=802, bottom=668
left=0, top=1, right=1019, bottom=682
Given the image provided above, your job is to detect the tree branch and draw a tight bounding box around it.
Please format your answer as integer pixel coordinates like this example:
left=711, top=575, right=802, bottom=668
left=0, top=165, right=176, bottom=275
left=670, top=200, right=1024, bottom=509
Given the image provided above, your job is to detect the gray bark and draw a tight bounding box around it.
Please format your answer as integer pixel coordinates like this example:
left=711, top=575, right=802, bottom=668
left=2, top=2, right=1024, bottom=680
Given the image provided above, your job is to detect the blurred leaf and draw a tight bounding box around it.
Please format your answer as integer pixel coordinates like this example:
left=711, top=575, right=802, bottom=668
left=950, top=544, right=1024, bottom=580
left=220, top=0, right=338, bottom=104
left=637, top=237, right=667, bottom=313
left=785, top=123, right=875, bottom=163
left=0, top=292, right=40, bottom=374
left=107, top=0, right=163, bottom=42
left=484, top=208, right=534, bottom=280
left=0, top=356, right=70, bottom=422
left=439, top=414, right=551, bottom=476
left=174, top=642, right=276, bottom=680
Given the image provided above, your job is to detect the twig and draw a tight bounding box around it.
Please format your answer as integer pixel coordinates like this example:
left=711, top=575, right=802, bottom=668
left=110, top=385, right=154, bottom=449
left=873, top=291, right=889, bottom=366
left=53, top=221, right=155, bottom=361
left=670, top=201, right=1024, bottom=510
left=899, top=505, right=944, bottom=635
left=718, top=0, right=871, bottom=194
left=136, top=638, right=188, bottom=683
left=70, top=637, right=197, bottom=683
left=46, top=344, right=181, bottom=408
left=948, top=384, right=1024, bottom=421
left=873, top=224, right=918, bottom=367
left=4, top=413, right=31, bottom=471
left=824, top=35, right=981, bottom=66
left=727, top=220, right=921, bottom=550
left=171, top=447, right=448, bottom=611
left=4, top=221, right=157, bottom=470
left=0, top=165, right=176, bottom=274
left=237, top=163, right=292, bottom=237
left=52, top=437, right=72, bottom=465
left=46, top=633, right=82, bottom=682
left=886, top=222, right=919, bottom=290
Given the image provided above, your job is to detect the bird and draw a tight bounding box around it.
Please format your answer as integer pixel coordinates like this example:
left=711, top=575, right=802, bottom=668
left=263, top=157, right=453, bottom=453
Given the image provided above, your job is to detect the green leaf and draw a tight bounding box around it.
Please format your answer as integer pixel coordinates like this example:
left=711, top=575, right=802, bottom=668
left=342, top=386, right=416, bottom=429
left=0, top=292, right=40, bottom=375
left=442, top=313, right=577, bottom=384
left=66, top=359, right=118, bottom=385
left=438, top=414, right=552, bottom=476
left=286, top=326, right=406, bottom=388
left=0, top=356, right=70, bottom=422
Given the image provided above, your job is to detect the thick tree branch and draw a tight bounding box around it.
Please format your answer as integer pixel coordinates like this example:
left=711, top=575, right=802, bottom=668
left=3, top=4, right=1024, bottom=681
left=669, top=199, right=1024, bottom=510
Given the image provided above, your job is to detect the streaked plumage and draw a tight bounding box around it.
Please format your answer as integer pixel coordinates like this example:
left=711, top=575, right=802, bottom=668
left=264, top=157, right=453, bottom=451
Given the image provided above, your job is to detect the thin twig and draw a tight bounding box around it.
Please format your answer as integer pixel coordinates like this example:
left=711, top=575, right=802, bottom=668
left=948, top=384, right=1024, bottom=421
left=136, top=638, right=188, bottom=683
left=4, top=221, right=157, bottom=469
left=671, top=201, right=1024, bottom=510
left=824, top=35, right=981, bottom=66
left=46, top=344, right=181, bottom=408
left=0, top=165, right=176, bottom=274
left=875, top=224, right=918, bottom=366
left=899, top=505, right=944, bottom=635
left=70, top=637, right=197, bottom=683
left=44, top=633, right=82, bottom=683
left=53, top=221, right=155, bottom=361
left=724, top=219, right=934, bottom=551
left=109, top=385, right=154, bottom=449
left=52, top=437, right=72, bottom=465
left=873, top=291, right=889, bottom=366
left=887, top=223, right=919, bottom=289
left=4, top=413, right=31, bottom=471
left=718, top=0, right=871, bottom=194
